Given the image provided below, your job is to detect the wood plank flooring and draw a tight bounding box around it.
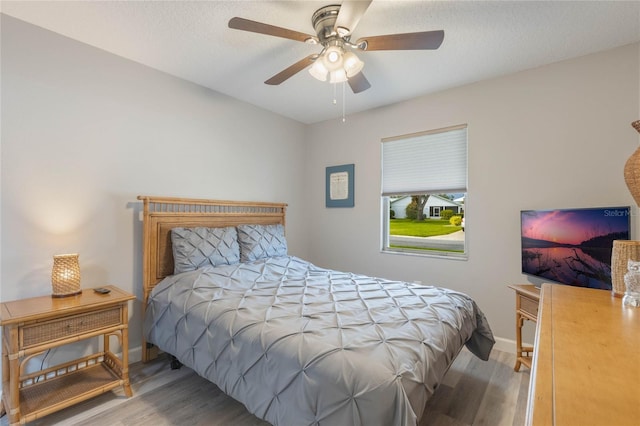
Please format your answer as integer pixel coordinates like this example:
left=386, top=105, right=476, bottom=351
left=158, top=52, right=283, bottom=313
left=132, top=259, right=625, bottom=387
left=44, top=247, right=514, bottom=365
left=2, top=348, right=530, bottom=425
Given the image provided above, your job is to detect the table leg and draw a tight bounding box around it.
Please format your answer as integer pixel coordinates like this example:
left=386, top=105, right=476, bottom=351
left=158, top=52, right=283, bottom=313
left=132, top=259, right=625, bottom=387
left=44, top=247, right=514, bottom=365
left=7, top=327, right=20, bottom=424
left=514, top=313, right=523, bottom=372
left=121, top=303, right=132, bottom=397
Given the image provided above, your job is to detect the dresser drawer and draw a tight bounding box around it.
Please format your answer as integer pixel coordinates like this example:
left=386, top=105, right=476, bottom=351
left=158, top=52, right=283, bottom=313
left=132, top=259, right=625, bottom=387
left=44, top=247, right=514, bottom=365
left=520, top=295, right=539, bottom=319
left=20, top=307, right=122, bottom=349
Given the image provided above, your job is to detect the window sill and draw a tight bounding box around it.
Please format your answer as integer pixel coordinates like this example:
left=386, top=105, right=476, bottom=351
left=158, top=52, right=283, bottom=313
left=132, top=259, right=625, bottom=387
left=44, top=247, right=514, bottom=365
left=381, top=247, right=468, bottom=261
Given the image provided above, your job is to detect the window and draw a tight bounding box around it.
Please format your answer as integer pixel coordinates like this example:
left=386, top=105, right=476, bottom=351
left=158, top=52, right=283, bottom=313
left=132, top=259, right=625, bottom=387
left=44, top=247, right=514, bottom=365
left=381, top=125, right=467, bottom=257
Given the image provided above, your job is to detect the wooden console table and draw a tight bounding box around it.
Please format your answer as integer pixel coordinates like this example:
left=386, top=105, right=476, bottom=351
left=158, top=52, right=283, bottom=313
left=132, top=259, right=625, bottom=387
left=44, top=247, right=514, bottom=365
left=508, top=284, right=540, bottom=371
left=526, top=284, right=640, bottom=425
left=0, top=286, right=134, bottom=425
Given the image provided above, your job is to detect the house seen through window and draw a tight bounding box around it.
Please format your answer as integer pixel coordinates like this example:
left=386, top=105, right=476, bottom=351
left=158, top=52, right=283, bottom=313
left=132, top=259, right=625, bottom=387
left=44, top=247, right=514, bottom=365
left=381, top=125, right=467, bottom=257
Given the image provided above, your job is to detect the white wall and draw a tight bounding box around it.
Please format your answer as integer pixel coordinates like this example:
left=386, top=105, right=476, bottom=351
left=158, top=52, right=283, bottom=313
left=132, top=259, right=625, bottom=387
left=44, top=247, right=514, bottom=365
left=0, top=6, right=4, bottom=310
left=0, top=15, right=308, bottom=361
left=2, top=13, right=639, bottom=356
left=304, top=43, right=640, bottom=342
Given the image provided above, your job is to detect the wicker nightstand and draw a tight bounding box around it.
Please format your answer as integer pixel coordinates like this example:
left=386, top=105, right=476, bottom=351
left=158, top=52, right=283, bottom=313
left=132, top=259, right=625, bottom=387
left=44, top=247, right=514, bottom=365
left=0, top=286, right=135, bottom=425
left=508, top=284, right=540, bottom=372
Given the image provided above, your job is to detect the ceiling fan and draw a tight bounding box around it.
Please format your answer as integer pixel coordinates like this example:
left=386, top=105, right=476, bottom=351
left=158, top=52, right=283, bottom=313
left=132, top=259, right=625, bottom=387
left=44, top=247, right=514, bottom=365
left=228, top=1, right=444, bottom=94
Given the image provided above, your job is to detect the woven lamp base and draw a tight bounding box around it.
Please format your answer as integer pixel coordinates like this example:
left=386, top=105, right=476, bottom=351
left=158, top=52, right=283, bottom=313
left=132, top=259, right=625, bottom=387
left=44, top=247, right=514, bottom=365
left=52, top=289, right=82, bottom=298
left=611, top=240, right=640, bottom=297
left=51, top=253, right=81, bottom=298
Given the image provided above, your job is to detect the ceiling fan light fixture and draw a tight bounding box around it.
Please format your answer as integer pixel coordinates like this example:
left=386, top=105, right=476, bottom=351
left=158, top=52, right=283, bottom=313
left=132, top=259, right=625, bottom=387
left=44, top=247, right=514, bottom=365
left=329, top=68, right=348, bottom=84
left=230, top=1, right=445, bottom=95
left=343, top=51, right=364, bottom=77
left=323, top=45, right=344, bottom=71
left=309, top=59, right=329, bottom=81
left=327, top=50, right=341, bottom=63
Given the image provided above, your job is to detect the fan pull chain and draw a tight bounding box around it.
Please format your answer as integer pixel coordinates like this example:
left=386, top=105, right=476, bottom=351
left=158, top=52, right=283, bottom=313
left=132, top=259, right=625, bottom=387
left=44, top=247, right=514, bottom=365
left=342, top=82, right=346, bottom=123
left=330, top=83, right=347, bottom=123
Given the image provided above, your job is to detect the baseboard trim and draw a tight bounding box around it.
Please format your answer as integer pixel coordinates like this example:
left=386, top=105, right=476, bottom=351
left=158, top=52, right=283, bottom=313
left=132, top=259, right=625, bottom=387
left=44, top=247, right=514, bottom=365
left=493, top=336, right=515, bottom=353
left=492, top=336, right=534, bottom=354
left=129, top=345, right=143, bottom=364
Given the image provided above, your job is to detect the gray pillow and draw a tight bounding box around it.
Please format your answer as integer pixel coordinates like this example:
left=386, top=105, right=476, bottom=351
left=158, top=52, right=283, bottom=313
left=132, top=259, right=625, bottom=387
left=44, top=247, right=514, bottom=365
left=237, top=224, right=287, bottom=262
left=171, top=226, right=240, bottom=274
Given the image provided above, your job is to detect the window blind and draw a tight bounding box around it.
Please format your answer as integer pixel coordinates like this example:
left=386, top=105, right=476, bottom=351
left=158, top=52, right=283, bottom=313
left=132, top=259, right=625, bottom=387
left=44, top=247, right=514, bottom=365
left=381, top=125, right=467, bottom=196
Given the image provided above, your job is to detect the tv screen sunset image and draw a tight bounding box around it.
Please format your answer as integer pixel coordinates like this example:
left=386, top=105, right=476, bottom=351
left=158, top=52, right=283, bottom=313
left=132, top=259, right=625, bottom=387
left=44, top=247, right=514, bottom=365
left=521, top=207, right=630, bottom=289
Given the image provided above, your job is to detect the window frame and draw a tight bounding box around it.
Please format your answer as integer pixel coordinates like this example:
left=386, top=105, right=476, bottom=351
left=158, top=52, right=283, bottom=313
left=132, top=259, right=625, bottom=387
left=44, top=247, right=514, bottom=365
left=381, top=124, right=468, bottom=259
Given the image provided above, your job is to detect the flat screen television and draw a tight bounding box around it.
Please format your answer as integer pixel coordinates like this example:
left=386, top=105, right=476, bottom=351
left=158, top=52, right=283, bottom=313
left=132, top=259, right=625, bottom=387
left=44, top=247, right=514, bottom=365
left=521, top=206, right=631, bottom=290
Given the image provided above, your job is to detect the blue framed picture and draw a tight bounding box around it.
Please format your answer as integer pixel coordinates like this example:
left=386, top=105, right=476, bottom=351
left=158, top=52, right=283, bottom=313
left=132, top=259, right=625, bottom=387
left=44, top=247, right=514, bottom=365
left=326, top=164, right=354, bottom=208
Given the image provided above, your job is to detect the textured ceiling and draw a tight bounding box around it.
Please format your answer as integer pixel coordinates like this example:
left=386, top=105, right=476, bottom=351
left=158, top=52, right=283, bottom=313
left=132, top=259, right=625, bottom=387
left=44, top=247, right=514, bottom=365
left=2, top=1, right=640, bottom=124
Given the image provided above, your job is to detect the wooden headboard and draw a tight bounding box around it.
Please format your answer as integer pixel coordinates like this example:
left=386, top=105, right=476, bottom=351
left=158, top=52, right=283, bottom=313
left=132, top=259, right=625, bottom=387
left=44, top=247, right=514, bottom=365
left=137, top=195, right=287, bottom=302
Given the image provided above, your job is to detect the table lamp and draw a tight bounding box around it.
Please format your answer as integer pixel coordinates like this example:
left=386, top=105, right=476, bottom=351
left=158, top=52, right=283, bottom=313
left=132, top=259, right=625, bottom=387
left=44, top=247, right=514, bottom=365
left=51, top=253, right=81, bottom=297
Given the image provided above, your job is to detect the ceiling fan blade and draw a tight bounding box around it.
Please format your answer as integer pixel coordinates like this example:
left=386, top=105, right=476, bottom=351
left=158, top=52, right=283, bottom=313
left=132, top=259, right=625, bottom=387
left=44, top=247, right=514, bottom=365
left=265, top=55, right=318, bottom=85
left=229, top=17, right=317, bottom=43
left=357, top=30, right=445, bottom=51
left=334, top=0, right=373, bottom=36
left=348, top=72, right=371, bottom=94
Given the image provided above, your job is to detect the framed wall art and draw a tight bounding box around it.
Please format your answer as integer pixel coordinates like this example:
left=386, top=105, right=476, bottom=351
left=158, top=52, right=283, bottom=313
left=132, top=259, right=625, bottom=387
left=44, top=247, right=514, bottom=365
left=325, top=164, right=354, bottom=208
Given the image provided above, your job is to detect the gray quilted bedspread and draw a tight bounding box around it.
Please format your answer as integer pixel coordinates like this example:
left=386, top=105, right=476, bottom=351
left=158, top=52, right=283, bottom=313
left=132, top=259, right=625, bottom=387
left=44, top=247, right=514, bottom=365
left=144, top=256, right=494, bottom=426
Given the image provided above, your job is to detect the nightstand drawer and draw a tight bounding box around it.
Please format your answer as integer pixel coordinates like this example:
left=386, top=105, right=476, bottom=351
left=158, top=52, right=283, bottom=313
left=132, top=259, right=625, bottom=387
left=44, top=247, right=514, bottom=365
left=21, top=307, right=122, bottom=349
left=520, top=295, right=539, bottom=319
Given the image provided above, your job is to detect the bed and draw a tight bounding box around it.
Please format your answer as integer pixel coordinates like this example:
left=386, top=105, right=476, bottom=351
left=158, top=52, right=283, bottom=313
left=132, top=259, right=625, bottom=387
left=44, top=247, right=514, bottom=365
left=138, top=196, right=495, bottom=426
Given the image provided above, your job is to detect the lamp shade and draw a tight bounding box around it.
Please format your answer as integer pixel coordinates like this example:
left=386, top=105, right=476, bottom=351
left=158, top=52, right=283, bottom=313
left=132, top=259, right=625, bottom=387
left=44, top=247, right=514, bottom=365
left=343, top=51, right=364, bottom=77
left=309, top=60, right=329, bottom=81
left=329, top=68, right=348, bottom=83
left=323, top=46, right=344, bottom=71
left=51, top=253, right=81, bottom=297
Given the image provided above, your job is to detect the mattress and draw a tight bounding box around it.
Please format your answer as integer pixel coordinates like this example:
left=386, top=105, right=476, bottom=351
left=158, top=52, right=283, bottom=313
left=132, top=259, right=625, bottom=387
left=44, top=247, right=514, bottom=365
left=144, top=255, right=494, bottom=425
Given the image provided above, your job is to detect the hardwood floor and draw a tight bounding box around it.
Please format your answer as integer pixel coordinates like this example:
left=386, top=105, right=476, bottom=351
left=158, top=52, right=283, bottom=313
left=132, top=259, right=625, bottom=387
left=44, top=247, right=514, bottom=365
left=420, top=349, right=529, bottom=426
left=2, top=348, right=530, bottom=425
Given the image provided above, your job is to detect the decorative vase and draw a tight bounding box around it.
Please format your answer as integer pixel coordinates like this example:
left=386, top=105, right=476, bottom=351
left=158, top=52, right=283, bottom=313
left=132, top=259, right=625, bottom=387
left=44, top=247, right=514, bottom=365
left=611, top=240, right=640, bottom=297
left=623, top=259, right=640, bottom=307
left=624, top=120, right=640, bottom=206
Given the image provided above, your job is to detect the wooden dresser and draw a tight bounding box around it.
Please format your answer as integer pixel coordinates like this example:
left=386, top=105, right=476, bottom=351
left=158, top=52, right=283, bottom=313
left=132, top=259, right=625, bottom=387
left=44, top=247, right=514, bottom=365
left=526, top=284, right=640, bottom=425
